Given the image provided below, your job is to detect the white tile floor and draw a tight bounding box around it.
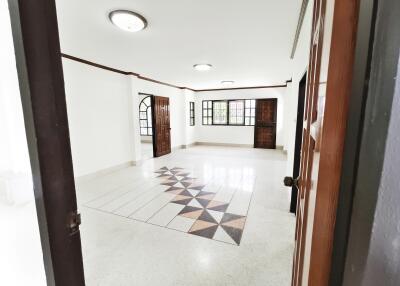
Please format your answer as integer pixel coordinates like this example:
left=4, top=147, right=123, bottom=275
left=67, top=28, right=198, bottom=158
left=76, top=146, right=295, bottom=286
left=141, top=142, right=154, bottom=160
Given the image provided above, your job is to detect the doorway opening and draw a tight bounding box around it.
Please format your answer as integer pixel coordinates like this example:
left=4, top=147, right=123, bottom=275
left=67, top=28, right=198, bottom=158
left=290, top=72, right=307, bottom=213
left=139, top=93, right=154, bottom=160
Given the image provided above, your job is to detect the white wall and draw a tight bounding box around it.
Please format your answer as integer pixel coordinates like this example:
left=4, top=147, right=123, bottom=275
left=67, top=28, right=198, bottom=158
left=183, top=89, right=196, bottom=146
left=63, top=59, right=134, bottom=177
left=284, top=2, right=314, bottom=176
left=63, top=59, right=189, bottom=177
left=195, top=88, right=287, bottom=147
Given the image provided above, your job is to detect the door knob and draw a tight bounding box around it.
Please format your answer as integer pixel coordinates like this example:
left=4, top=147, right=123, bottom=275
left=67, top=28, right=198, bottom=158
left=284, top=176, right=299, bottom=188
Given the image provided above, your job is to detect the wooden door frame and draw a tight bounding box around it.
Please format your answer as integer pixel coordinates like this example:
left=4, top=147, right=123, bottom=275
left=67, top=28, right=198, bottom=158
left=253, top=98, right=278, bottom=149
left=7, top=0, right=85, bottom=285
left=332, top=0, right=400, bottom=284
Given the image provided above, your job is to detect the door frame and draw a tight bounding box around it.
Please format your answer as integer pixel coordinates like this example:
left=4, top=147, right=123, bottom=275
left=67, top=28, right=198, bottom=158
left=7, top=0, right=85, bottom=285
left=332, top=0, right=400, bottom=284
left=138, top=92, right=156, bottom=158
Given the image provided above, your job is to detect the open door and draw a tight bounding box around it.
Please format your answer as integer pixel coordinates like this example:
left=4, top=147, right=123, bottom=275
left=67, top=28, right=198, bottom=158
left=254, top=98, right=277, bottom=149
left=290, top=73, right=307, bottom=214
left=152, top=96, right=171, bottom=157
left=284, top=0, right=360, bottom=285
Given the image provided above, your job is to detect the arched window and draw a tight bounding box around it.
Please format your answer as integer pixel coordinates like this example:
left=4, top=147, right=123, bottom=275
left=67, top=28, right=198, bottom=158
left=139, top=96, right=152, bottom=136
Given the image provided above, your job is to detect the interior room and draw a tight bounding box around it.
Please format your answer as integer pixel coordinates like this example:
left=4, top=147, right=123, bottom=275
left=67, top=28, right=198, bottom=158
left=5, top=0, right=399, bottom=285
left=55, top=1, right=305, bottom=284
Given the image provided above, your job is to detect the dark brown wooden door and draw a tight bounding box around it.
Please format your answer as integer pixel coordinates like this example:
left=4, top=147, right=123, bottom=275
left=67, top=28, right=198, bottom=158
left=254, top=98, right=277, bottom=149
left=152, top=96, right=171, bottom=157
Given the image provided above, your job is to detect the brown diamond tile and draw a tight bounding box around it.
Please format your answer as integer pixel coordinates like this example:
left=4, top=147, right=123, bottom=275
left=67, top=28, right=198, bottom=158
left=172, top=195, right=192, bottom=205
left=164, top=186, right=185, bottom=195
left=197, top=210, right=218, bottom=224
left=220, top=225, right=243, bottom=245
left=189, top=220, right=218, bottom=232
left=220, top=213, right=245, bottom=224
left=207, top=201, right=229, bottom=212
left=221, top=217, right=246, bottom=230
left=195, top=198, right=212, bottom=208
left=178, top=206, right=204, bottom=219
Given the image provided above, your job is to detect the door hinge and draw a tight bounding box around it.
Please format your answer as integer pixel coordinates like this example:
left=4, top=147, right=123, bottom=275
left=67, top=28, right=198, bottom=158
left=67, top=210, right=81, bottom=235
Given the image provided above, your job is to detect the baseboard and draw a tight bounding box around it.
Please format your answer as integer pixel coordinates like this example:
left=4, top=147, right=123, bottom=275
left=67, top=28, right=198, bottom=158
left=141, top=139, right=152, bottom=143
left=75, top=161, right=136, bottom=184
left=192, top=142, right=284, bottom=150
left=181, top=143, right=196, bottom=149
left=195, top=142, right=254, bottom=148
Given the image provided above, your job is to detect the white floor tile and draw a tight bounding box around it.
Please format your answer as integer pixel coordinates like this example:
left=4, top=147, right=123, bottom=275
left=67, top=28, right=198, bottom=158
left=147, top=203, right=185, bottom=226
left=113, top=185, right=167, bottom=217
left=129, top=192, right=175, bottom=221
left=167, top=216, right=196, bottom=232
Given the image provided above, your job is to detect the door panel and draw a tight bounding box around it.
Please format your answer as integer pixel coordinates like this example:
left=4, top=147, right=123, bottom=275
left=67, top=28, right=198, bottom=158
left=286, top=0, right=359, bottom=285
left=254, top=98, right=277, bottom=149
left=152, top=96, right=171, bottom=157
left=291, top=0, right=328, bottom=285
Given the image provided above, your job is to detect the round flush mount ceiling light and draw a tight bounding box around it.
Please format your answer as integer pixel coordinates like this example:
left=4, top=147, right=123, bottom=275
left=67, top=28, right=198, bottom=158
left=193, top=64, right=213, bottom=71
left=109, top=10, right=147, bottom=32
left=221, top=81, right=235, bottom=85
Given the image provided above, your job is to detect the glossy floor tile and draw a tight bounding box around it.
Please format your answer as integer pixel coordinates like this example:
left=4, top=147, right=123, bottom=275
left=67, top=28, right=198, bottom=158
left=76, top=146, right=295, bottom=286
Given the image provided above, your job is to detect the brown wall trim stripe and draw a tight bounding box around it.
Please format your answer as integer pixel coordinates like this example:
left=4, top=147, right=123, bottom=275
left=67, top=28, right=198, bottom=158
left=195, top=85, right=287, bottom=92
left=61, top=53, right=290, bottom=92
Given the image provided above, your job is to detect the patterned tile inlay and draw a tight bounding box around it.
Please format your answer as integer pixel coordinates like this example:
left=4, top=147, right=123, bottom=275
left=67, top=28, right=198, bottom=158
left=154, top=167, right=247, bottom=245
left=83, top=166, right=250, bottom=245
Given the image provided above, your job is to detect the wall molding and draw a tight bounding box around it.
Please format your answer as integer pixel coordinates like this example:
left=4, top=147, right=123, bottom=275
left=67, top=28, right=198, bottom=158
left=61, top=53, right=291, bottom=92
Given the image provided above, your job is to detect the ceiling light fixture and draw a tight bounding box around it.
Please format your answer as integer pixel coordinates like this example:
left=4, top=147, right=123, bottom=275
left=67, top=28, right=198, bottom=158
left=193, top=64, right=213, bottom=71
left=221, top=81, right=235, bottom=85
left=109, top=10, right=147, bottom=32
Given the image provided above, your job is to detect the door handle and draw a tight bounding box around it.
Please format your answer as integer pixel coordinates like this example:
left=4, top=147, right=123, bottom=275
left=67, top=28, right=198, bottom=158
left=284, top=176, right=299, bottom=188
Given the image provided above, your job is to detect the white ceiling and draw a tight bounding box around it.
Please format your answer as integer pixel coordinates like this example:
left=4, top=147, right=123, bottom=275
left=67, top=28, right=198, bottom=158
left=56, top=0, right=301, bottom=90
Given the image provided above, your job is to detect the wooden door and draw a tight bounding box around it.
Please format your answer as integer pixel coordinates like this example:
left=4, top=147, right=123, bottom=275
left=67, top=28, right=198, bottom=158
left=287, top=0, right=329, bottom=284
left=152, top=96, right=171, bottom=157
left=285, top=0, right=360, bottom=285
left=254, top=98, right=277, bottom=149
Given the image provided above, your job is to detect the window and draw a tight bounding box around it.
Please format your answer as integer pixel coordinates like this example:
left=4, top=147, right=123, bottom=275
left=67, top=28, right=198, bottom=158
left=202, top=100, right=212, bottom=125
left=139, top=95, right=152, bottom=135
left=229, top=100, right=245, bottom=125
left=212, top=101, right=228, bottom=125
left=202, top=99, right=259, bottom=126
left=244, top=99, right=256, bottom=126
left=189, top=102, right=195, bottom=126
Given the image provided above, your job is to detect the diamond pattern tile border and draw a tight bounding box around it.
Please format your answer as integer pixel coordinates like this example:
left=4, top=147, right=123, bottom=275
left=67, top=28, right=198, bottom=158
left=154, top=166, right=248, bottom=245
